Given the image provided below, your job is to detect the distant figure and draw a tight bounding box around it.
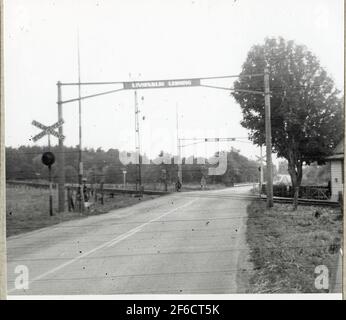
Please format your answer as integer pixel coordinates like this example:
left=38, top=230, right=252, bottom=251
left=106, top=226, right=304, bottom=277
left=67, top=187, right=75, bottom=212
left=100, top=182, right=104, bottom=205
left=83, top=182, right=89, bottom=202
left=176, top=179, right=182, bottom=192
left=200, top=176, right=206, bottom=190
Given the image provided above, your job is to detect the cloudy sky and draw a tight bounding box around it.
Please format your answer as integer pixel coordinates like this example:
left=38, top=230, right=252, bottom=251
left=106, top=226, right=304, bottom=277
left=4, top=0, right=344, bottom=163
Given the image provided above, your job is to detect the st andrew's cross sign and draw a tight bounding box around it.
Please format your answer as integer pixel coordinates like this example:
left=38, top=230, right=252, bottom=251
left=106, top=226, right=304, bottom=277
left=32, top=119, right=65, bottom=142
left=256, top=154, right=266, bottom=163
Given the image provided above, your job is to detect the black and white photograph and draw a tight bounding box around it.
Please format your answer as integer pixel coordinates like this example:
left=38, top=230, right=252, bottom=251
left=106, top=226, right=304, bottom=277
left=0, top=0, right=344, bottom=299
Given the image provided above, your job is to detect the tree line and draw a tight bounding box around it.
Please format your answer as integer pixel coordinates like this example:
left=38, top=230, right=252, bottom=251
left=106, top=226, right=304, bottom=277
left=5, top=145, right=261, bottom=186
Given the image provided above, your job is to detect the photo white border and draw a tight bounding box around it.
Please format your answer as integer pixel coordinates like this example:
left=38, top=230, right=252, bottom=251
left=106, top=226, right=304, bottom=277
left=0, top=0, right=344, bottom=301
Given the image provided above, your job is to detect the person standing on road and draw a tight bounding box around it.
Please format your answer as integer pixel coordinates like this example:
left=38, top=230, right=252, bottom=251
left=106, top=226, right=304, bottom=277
left=176, top=179, right=182, bottom=192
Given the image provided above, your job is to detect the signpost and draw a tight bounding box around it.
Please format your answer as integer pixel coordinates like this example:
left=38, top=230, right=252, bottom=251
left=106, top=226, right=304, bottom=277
left=32, top=119, right=65, bottom=216
left=41, top=152, right=55, bottom=216
left=204, top=138, right=236, bottom=142
left=122, top=170, right=127, bottom=189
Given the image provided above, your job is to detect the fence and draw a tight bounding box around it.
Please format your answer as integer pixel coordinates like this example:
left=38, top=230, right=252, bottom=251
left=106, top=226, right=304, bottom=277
left=262, top=184, right=331, bottom=200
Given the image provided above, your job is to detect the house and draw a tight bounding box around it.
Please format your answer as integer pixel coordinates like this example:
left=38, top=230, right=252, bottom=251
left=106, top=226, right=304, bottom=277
left=325, top=139, right=344, bottom=201
left=273, top=174, right=291, bottom=186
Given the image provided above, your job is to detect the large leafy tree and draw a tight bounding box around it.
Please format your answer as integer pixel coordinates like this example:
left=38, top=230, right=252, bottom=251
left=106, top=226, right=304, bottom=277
left=232, top=37, right=344, bottom=208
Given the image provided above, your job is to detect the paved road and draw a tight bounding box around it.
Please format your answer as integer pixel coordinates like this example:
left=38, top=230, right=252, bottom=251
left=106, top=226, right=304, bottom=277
left=7, top=186, right=253, bottom=295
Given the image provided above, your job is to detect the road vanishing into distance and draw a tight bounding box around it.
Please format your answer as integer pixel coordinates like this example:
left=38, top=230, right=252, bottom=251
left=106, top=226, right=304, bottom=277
left=7, top=186, right=254, bottom=295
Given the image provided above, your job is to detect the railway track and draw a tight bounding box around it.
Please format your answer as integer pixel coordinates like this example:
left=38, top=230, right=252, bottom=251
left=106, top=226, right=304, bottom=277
left=174, top=192, right=340, bottom=207
left=7, top=180, right=339, bottom=207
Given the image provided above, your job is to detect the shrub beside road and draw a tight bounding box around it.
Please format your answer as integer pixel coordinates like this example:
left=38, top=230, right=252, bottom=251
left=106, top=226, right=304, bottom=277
left=246, top=200, right=342, bottom=293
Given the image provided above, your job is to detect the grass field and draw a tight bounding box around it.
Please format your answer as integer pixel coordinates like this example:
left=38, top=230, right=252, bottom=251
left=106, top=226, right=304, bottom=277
left=246, top=201, right=342, bottom=293
left=6, top=185, right=158, bottom=237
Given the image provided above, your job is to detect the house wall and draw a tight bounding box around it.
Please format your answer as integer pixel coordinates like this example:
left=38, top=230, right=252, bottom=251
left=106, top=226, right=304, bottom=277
left=330, top=160, right=344, bottom=201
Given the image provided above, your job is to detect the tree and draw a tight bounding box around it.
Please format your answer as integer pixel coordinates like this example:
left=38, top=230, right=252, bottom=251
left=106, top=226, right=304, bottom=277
left=64, top=165, right=78, bottom=183
left=103, top=165, right=122, bottom=184
left=232, top=37, right=344, bottom=209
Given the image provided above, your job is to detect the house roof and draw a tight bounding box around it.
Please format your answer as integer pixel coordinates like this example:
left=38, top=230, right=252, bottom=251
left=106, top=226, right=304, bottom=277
left=333, top=139, right=344, bottom=154
left=325, top=139, right=344, bottom=160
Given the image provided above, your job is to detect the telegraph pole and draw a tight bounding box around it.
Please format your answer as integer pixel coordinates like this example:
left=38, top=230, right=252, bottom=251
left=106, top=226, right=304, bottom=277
left=176, top=104, right=182, bottom=185
left=47, top=134, right=53, bottom=216
left=177, top=139, right=182, bottom=184
left=77, top=35, right=84, bottom=212
left=134, top=90, right=142, bottom=194
left=57, top=81, right=65, bottom=212
left=259, top=145, right=264, bottom=196
left=264, top=68, right=273, bottom=207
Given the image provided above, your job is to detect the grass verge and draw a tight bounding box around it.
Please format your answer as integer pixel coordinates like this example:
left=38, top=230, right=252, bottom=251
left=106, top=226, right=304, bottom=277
left=246, top=200, right=342, bottom=293
left=6, top=185, right=159, bottom=237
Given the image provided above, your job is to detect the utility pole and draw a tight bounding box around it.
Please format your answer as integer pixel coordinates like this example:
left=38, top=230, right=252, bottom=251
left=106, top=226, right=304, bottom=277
left=57, top=81, right=65, bottom=212
left=176, top=104, right=182, bottom=185
left=47, top=134, right=53, bottom=216
left=77, top=35, right=84, bottom=213
left=134, top=90, right=142, bottom=195
left=259, top=144, right=264, bottom=196
left=264, top=67, right=274, bottom=207
left=177, top=138, right=182, bottom=184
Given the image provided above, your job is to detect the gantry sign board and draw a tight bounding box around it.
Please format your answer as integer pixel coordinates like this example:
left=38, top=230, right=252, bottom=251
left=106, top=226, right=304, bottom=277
left=123, top=78, right=201, bottom=90
left=204, top=138, right=236, bottom=142
left=32, top=119, right=65, bottom=142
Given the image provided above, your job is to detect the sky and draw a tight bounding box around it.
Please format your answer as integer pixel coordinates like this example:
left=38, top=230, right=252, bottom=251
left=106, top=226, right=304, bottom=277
left=4, top=0, right=344, bottom=164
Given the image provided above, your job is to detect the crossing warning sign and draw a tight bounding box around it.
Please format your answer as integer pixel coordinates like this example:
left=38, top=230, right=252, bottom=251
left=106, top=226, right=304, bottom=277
left=31, top=119, right=65, bottom=142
